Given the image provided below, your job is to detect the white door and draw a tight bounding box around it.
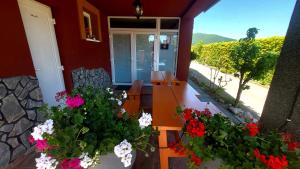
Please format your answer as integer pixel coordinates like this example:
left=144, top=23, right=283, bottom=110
left=18, top=0, right=65, bottom=106
left=110, top=31, right=158, bottom=85
left=134, top=32, right=157, bottom=84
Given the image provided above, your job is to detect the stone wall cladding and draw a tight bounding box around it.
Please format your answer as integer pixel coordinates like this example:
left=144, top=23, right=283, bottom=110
left=72, top=67, right=112, bottom=89
left=0, top=76, right=43, bottom=169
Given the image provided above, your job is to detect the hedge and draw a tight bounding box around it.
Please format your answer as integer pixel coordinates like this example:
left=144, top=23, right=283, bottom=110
left=192, top=36, right=285, bottom=85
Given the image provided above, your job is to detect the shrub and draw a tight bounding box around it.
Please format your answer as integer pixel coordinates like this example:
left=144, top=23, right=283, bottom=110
left=193, top=36, right=284, bottom=85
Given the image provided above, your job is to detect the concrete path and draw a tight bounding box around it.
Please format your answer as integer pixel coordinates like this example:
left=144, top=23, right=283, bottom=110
left=188, top=80, right=241, bottom=124
left=190, top=61, right=269, bottom=116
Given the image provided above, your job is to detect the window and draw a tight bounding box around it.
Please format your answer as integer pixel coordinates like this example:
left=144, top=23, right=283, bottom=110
left=77, top=0, right=102, bottom=42
left=83, top=11, right=92, bottom=39
left=160, top=19, right=179, bottom=29
left=110, top=18, right=157, bottom=29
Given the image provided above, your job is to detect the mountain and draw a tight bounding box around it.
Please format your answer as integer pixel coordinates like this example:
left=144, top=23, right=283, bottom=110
left=192, top=33, right=236, bottom=44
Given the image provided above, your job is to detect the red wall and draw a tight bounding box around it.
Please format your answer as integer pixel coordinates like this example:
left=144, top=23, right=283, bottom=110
left=0, top=0, right=194, bottom=89
left=0, top=1, right=35, bottom=77
left=176, top=17, right=194, bottom=81
left=0, top=0, right=111, bottom=91
left=37, top=0, right=111, bottom=91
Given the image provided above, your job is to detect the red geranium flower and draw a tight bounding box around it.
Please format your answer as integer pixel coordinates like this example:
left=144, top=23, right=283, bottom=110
left=202, top=108, right=212, bottom=117
left=246, top=123, right=259, bottom=136
left=191, top=153, right=202, bottom=166
left=183, top=108, right=193, bottom=120
left=187, top=119, right=205, bottom=137
left=288, top=142, right=300, bottom=151
left=254, top=148, right=288, bottom=169
left=281, top=133, right=293, bottom=143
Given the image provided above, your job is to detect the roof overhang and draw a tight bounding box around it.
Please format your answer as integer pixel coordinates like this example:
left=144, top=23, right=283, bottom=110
left=88, top=0, right=219, bottom=18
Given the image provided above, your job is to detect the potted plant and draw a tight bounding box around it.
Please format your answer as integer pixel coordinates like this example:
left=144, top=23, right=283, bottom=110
left=170, top=108, right=300, bottom=169
left=29, top=87, right=156, bottom=169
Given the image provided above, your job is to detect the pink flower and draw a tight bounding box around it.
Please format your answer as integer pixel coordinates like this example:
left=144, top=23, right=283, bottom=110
left=55, top=90, right=67, bottom=102
left=69, top=158, right=82, bottom=169
left=36, top=139, right=49, bottom=151
left=61, top=158, right=82, bottom=169
left=66, top=95, right=85, bottom=108
left=28, top=135, right=35, bottom=144
left=61, top=159, right=69, bottom=169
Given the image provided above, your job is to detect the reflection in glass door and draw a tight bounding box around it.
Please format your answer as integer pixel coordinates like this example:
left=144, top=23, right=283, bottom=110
left=112, top=33, right=132, bottom=83
left=159, top=32, right=178, bottom=75
left=135, top=33, right=156, bottom=83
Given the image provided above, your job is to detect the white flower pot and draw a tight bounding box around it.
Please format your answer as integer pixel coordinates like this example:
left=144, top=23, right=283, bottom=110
left=91, top=151, right=136, bottom=169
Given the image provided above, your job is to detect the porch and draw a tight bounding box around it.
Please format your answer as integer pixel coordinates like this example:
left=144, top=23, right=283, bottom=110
left=1, top=0, right=300, bottom=169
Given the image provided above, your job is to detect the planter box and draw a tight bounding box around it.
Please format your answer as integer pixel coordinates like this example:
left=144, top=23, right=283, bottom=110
left=91, top=151, right=136, bottom=169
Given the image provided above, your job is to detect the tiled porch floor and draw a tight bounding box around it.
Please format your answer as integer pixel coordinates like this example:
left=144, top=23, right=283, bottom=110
left=9, top=87, right=188, bottom=169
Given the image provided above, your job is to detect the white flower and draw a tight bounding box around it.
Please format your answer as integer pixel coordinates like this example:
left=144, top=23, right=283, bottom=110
left=79, top=152, right=93, bottom=168
left=31, top=126, right=44, bottom=140
left=31, top=119, right=54, bottom=141
left=138, top=112, right=152, bottom=129
left=109, top=97, right=115, bottom=100
left=114, top=139, right=132, bottom=158
left=42, top=119, right=54, bottom=135
left=116, top=99, right=122, bottom=106
left=35, top=153, right=58, bottom=169
left=121, top=153, right=132, bottom=167
left=121, top=108, right=126, bottom=114
left=122, top=90, right=127, bottom=99
left=106, top=88, right=113, bottom=94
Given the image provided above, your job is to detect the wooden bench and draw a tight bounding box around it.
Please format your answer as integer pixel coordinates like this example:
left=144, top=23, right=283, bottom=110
left=123, top=80, right=143, bottom=117
left=127, top=80, right=143, bottom=100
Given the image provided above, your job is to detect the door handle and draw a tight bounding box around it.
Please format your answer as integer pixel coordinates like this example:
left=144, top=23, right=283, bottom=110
left=58, top=65, right=64, bottom=70
left=35, top=68, right=41, bottom=71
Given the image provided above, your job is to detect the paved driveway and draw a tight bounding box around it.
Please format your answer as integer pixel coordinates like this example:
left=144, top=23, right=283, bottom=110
left=190, top=61, right=269, bottom=116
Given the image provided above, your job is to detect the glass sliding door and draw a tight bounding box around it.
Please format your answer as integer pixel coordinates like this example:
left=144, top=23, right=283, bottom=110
left=135, top=33, right=156, bottom=83
left=159, top=32, right=178, bottom=75
left=112, top=33, right=132, bottom=83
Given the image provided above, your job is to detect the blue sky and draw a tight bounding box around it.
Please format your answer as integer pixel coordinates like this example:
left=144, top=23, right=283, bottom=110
left=193, top=0, right=297, bottom=39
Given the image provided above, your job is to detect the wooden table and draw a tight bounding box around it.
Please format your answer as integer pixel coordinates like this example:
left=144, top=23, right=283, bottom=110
left=152, top=81, right=222, bottom=169
left=152, top=85, right=185, bottom=169
left=151, top=71, right=177, bottom=85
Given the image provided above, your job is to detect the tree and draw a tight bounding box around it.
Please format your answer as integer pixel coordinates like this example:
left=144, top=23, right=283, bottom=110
left=230, top=28, right=276, bottom=106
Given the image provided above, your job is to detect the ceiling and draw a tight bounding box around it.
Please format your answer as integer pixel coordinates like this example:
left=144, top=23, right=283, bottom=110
left=88, top=0, right=215, bottom=17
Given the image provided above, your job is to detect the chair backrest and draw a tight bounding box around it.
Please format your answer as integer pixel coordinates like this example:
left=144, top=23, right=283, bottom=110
left=127, top=80, right=143, bottom=100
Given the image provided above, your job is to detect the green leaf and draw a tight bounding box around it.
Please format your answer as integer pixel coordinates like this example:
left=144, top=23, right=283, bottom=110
left=79, top=140, right=87, bottom=149
left=73, top=113, right=84, bottom=124
left=81, top=127, right=89, bottom=134
left=296, top=148, right=300, bottom=155
left=280, top=144, right=288, bottom=152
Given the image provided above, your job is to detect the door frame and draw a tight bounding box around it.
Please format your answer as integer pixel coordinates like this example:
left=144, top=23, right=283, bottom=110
left=108, top=17, right=180, bottom=85
left=110, top=31, right=158, bottom=85
left=18, top=0, right=65, bottom=103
